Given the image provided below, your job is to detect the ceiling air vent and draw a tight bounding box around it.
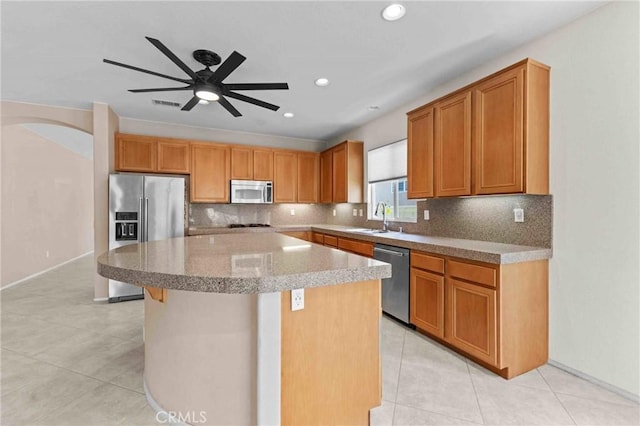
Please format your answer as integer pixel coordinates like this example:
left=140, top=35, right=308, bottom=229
left=151, top=99, right=181, bottom=108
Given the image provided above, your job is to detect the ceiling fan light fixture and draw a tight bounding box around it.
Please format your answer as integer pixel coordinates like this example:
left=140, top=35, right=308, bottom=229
left=198, top=99, right=210, bottom=105
left=382, top=4, right=406, bottom=21
left=195, top=82, right=220, bottom=101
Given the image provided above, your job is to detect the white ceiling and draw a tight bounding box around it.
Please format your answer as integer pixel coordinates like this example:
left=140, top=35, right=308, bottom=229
left=1, top=1, right=606, bottom=142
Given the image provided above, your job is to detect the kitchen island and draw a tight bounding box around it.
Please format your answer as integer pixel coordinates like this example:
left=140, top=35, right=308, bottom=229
left=97, top=233, right=391, bottom=426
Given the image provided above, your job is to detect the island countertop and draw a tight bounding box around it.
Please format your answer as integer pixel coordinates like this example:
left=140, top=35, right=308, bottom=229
left=97, top=232, right=391, bottom=294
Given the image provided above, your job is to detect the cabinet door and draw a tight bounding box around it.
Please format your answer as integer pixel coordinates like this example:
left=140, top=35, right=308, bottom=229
left=407, top=107, right=434, bottom=199
left=190, top=143, right=230, bottom=203
left=410, top=268, right=444, bottom=338
left=280, top=231, right=311, bottom=242
left=253, top=148, right=274, bottom=181
left=474, top=67, right=524, bottom=194
left=230, top=146, right=254, bottom=180
left=311, top=232, right=325, bottom=244
left=116, top=134, right=157, bottom=172
left=274, top=151, right=298, bottom=203
left=445, top=277, right=497, bottom=365
left=320, top=150, right=333, bottom=203
left=157, top=140, right=190, bottom=174
left=332, top=144, right=347, bottom=203
left=297, top=152, right=319, bottom=203
left=434, top=91, right=472, bottom=197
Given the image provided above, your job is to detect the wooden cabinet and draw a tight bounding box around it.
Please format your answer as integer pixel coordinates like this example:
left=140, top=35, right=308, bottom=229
left=434, top=91, right=472, bottom=197
left=406, top=58, right=549, bottom=198
left=407, top=107, right=434, bottom=198
left=190, top=143, right=230, bottom=203
left=410, top=251, right=445, bottom=338
left=116, top=134, right=190, bottom=174
left=337, top=237, right=374, bottom=257
left=115, top=134, right=157, bottom=172
left=297, top=152, right=320, bottom=203
left=280, top=231, right=312, bottom=242
left=157, top=139, right=190, bottom=174
left=311, top=232, right=325, bottom=244
left=231, top=146, right=274, bottom=181
left=273, top=151, right=297, bottom=203
left=320, top=150, right=333, bottom=203
left=320, top=140, right=364, bottom=203
left=253, top=148, right=274, bottom=181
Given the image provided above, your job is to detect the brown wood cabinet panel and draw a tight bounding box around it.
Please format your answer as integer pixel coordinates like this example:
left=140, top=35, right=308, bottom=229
left=407, top=107, right=434, bottom=199
left=323, top=235, right=338, bottom=248
left=311, top=232, right=325, bottom=244
left=411, top=268, right=444, bottom=338
left=274, top=151, right=298, bottom=203
left=411, top=251, right=444, bottom=274
left=190, top=143, right=230, bottom=203
left=448, top=259, right=497, bottom=288
left=332, top=144, right=348, bottom=203
left=524, top=61, right=550, bottom=194
left=434, top=91, right=472, bottom=197
left=116, top=134, right=157, bottom=172
left=320, top=150, right=333, bottom=203
left=446, top=277, right=497, bottom=366
left=337, top=237, right=374, bottom=258
left=297, top=152, right=319, bottom=203
left=280, top=231, right=312, bottom=242
left=474, top=67, right=524, bottom=194
left=230, top=146, right=254, bottom=180
left=157, top=139, right=190, bottom=174
left=253, top=148, right=274, bottom=181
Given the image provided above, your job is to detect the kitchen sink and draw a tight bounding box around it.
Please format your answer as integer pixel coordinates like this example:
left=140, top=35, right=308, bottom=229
left=347, top=228, right=389, bottom=234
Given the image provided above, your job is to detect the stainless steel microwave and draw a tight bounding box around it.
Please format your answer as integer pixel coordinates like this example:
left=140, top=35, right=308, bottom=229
left=230, top=180, right=273, bottom=204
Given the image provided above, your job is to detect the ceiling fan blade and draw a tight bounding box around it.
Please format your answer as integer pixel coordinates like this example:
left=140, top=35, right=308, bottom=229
left=145, top=37, right=200, bottom=81
left=211, top=51, right=246, bottom=83
left=218, top=96, right=242, bottom=117
left=181, top=96, right=200, bottom=111
left=222, top=83, right=289, bottom=91
left=128, top=86, right=192, bottom=93
left=103, top=59, right=192, bottom=84
left=224, top=91, right=280, bottom=111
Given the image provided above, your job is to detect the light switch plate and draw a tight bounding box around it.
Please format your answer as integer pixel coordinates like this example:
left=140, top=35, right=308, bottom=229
left=352, top=209, right=357, bottom=216
left=514, top=208, right=524, bottom=223
left=332, top=209, right=336, bottom=217
left=423, top=210, right=430, bottom=220
left=359, top=209, right=363, bottom=217
left=290, top=209, right=296, bottom=216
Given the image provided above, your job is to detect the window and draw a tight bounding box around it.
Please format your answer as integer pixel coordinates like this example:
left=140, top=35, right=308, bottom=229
left=367, top=139, right=417, bottom=223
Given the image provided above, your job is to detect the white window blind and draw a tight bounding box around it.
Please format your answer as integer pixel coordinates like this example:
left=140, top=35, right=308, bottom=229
left=367, top=139, right=407, bottom=183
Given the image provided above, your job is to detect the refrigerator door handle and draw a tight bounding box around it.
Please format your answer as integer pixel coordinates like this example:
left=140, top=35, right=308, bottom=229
left=138, top=197, right=144, bottom=242
left=144, top=197, right=149, bottom=242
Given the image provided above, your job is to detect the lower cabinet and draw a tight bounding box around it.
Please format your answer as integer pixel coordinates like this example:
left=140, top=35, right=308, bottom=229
left=410, top=249, right=548, bottom=379
left=311, top=232, right=373, bottom=257
left=279, top=231, right=311, bottom=242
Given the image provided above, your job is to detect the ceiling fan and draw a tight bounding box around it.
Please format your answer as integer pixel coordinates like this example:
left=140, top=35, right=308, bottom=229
left=103, top=37, right=289, bottom=117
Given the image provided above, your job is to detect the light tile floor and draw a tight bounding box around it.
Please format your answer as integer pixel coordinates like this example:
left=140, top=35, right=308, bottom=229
left=1, top=255, right=638, bottom=425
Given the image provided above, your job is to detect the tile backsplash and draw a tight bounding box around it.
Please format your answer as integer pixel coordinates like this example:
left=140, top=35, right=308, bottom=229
left=190, top=194, right=552, bottom=248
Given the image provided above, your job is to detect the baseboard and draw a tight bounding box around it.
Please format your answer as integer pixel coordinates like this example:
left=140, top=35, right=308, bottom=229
left=93, top=297, right=109, bottom=303
left=143, top=374, right=189, bottom=425
left=1, top=251, right=94, bottom=291
left=548, top=359, right=640, bottom=403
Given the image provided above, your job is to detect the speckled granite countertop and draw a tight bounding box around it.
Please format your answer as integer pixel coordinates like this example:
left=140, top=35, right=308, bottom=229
left=188, top=224, right=551, bottom=264
left=97, top=233, right=391, bottom=294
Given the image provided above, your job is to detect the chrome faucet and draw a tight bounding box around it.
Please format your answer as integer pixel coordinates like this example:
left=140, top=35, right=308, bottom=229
left=375, top=202, right=389, bottom=231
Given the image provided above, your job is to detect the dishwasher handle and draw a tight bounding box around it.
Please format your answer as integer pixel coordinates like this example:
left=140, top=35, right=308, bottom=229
left=374, top=247, right=406, bottom=257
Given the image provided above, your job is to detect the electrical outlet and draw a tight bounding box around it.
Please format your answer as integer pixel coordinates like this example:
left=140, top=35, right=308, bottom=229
left=352, top=209, right=357, bottom=216
left=423, top=210, right=430, bottom=220
left=332, top=209, right=336, bottom=217
left=45, top=250, right=50, bottom=258
left=290, top=209, right=296, bottom=216
left=359, top=209, right=363, bottom=217
left=291, top=288, right=304, bottom=311
left=514, top=208, right=524, bottom=223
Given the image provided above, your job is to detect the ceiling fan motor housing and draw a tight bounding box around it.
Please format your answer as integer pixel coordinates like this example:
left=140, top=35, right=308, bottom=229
left=193, top=49, right=222, bottom=67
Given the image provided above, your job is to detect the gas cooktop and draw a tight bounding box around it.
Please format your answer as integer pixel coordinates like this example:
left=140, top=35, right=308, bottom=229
left=228, top=223, right=271, bottom=228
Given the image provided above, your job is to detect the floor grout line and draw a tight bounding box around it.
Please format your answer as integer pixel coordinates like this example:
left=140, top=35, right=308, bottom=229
left=390, top=328, right=406, bottom=425
left=466, top=359, right=487, bottom=425
left=538, top=367, right=578, bottom=426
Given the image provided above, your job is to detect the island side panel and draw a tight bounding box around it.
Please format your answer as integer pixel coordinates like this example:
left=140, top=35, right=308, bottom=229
left=144, top=290, right=258, bottom=425
left=281, top=279, right=382, bottom=426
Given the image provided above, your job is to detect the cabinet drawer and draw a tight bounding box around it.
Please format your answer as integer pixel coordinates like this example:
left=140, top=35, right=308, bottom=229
left=323, top=235, right=338, bottom=248
left=311, top=232, right=324, bottom=244
left=338, top=238, right=374, bottom=258
left=411, top=252, right=444, bottom=274
left=448, top=260, right=496, bottom=288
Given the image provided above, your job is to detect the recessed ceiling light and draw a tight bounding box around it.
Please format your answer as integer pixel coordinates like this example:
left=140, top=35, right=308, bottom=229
left=368, top=105, right=380, bottom=111
left=382, top=4, right=406, bottom=21
left=314, top=78, right=330, bottom=87
left=283, top=112, right=295, bottom=118
left=198, top=99, right=210, bottom=105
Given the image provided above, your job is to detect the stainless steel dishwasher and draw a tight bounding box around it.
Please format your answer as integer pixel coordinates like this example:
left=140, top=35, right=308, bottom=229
left=374, top=243, right=410, bottom=324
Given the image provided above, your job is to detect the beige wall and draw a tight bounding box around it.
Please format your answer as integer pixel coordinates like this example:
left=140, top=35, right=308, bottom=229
left=330, top=2, right=639, bottom=397
left=1, top=125, right=94, bottom=286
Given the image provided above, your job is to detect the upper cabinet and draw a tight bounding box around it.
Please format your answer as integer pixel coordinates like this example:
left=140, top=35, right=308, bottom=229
left=297, top=152, right=320, bottom=203
left=116, top=134, right=190, bottom=174
left=231, top=146, right=274, bottom=181
left=273, top=151, right=298, bottom=203
left=320, top=140, right=364, bottom=203
left=407, top=58, right=549, bottom=198
left=190, top=143, right=230, bottom=203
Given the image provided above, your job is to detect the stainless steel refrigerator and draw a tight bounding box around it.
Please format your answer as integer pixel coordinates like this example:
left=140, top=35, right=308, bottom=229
left=108, top=174, right=185, bottom=302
